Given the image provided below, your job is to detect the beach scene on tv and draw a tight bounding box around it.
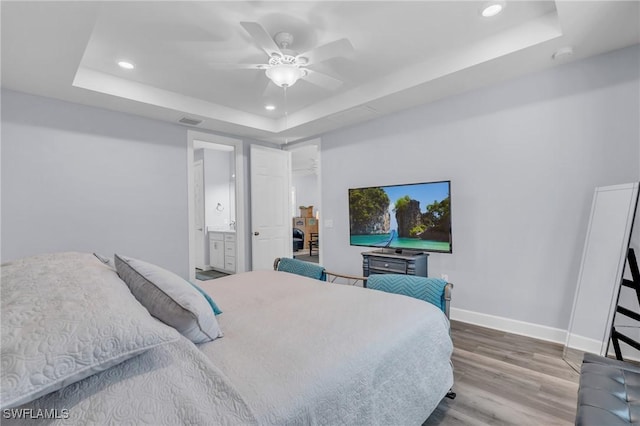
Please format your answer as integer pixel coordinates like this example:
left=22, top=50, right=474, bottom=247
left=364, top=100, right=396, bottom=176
left=349, top=181, right=451, bottom=252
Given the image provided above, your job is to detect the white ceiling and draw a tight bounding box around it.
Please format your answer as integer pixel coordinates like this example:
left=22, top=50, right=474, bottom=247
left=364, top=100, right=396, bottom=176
left=2, top=1, right=638, bottom=144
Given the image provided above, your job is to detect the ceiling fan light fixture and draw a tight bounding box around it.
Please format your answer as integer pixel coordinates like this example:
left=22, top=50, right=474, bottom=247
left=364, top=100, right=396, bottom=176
left=266, top=64, right=304, bottom=88
left=481, top=1, right=505, bottom=17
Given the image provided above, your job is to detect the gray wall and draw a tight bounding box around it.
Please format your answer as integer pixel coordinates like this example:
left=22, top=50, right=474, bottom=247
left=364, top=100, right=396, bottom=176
left=1, top=90, right=277, bottom=276
left=1, top=90, right=190, bottom=275
left=293, top=173, right=319, bottom=218
left=320, top=45, right=640, bottom=331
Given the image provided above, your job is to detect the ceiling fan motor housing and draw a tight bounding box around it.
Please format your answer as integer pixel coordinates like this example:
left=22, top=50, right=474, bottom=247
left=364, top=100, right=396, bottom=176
left=274, top=32, right=294, bottom=50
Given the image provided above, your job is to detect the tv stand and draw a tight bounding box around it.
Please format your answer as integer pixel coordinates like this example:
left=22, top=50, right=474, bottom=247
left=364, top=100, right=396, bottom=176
left=362, top=250, right=428, bottom=278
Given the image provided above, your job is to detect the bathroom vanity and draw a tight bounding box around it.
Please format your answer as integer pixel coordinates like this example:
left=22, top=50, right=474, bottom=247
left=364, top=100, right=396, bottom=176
left=209, top=230, right=236, bottom=274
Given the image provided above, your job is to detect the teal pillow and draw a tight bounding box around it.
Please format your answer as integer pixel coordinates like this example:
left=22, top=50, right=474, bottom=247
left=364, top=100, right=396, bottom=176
left=190, top=282, right=222, bottom=315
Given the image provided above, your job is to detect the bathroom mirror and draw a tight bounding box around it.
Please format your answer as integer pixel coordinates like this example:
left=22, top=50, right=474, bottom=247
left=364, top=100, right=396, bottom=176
left=564, top=183, right=639, bottom=371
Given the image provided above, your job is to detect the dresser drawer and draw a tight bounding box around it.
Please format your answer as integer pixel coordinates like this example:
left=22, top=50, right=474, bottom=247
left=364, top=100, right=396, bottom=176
left=224, top=233, right=236, bottom=242
left=209, top=232, right=224, bottom=241
left=224, top=242, right=235, bottom=253
left=369, top=258, right=407, bottom=274
left=224, top=257, right=236, bottom=272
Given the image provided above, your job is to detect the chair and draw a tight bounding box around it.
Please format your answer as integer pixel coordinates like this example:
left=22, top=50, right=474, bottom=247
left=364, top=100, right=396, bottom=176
left=292, top=228, right=304, bottom=252
left=366, top=274, right=453, bottom=319
left=309, top=232, right=319, bottom=256
left=274, top=257, right=326, bottom=281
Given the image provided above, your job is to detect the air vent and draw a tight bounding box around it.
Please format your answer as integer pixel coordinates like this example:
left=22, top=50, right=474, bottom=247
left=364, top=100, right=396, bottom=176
left=178, top=117, right=202, bottom=126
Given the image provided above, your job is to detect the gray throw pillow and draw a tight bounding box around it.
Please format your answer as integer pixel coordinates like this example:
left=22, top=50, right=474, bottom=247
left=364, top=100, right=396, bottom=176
left=114, top=254, right=223, bottom=344
left=0, top=252, right=180, bottom=409
left=93, top=252, right=115, bottom=270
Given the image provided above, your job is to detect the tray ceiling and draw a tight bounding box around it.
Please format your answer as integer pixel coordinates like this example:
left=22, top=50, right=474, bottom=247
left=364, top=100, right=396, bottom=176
left=2, top=1, right=638, bottom=143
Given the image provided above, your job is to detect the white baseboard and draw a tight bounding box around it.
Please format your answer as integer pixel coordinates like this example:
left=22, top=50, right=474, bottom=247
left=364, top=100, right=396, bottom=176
left=450, top=308, right=640, bottom=363
left=566, top=333, right=602, bottom=354
left=450, top=307, right=567, bottom=345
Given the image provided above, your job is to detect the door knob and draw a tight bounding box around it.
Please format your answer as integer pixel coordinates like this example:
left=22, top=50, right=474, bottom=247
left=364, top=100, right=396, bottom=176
left=254, top=232, right=260, bottom=236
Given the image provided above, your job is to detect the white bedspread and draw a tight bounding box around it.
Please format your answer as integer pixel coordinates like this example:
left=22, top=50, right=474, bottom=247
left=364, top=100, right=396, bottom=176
left=4, top=337, right=258, bottom=426
left=1, top=253, right=257, bottom=426
left=199, top=270, right=453, bottom=426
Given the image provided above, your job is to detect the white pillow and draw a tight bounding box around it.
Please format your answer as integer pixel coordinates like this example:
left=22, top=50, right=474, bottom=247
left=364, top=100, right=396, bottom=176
left=115, top=254, right=223, bottom=344
left=0, top=252, right=180, bottom=409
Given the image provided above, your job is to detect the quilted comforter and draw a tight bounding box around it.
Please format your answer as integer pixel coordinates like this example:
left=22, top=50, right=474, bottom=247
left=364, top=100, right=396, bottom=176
left=4, top=337, right=258, bottom=425
left=1, top=253, right=257, bottom=425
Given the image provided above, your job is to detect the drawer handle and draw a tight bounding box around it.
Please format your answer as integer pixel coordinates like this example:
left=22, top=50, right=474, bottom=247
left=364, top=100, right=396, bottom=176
left=384, top=263, right=389, bottom=268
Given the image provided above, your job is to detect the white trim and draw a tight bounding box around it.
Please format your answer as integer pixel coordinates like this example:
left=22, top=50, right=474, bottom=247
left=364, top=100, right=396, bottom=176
left=450, top=308, right=640, bottom=363
left=565, top=333, right=602, bottom=354
left=450, top=307, right=567, bottom=344
left=285, top=138, right=322, bottom=264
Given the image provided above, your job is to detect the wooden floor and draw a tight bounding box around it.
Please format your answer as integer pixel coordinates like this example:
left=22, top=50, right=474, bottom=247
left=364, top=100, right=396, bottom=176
left=424, top=321, right=580, bottom=426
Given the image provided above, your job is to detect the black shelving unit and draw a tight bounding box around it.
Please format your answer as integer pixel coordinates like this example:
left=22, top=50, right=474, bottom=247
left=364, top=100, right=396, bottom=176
left=610, top=248, right=640, bottom=360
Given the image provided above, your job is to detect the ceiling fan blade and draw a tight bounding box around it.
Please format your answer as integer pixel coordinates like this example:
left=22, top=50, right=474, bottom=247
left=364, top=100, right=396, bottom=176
left=303, top=69, right=344, bottom=91
left=240, top=22, right=281, bottom=58
left=297, top=39, right=354, bottom=65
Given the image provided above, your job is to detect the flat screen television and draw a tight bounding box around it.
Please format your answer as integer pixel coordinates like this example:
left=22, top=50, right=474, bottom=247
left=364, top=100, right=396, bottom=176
left=349, top=180, right=452, bottom=253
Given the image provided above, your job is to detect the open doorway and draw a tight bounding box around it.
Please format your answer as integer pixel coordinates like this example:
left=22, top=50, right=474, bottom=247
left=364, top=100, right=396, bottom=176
left=187, top=131, right=245, bottom=282
left=288, top=139, right=321, bottom=264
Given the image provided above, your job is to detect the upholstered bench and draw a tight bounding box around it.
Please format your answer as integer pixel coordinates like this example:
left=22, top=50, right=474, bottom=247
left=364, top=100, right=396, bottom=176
left=576, top=353, right=640, bottom=425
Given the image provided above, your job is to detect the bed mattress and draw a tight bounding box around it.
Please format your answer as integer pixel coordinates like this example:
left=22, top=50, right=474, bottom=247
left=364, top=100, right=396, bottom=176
left=198, top=270, right=453, bottom=426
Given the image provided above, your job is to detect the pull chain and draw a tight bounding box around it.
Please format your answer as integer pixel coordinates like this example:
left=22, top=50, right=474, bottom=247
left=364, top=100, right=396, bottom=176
left=283, top=85, right=289, bottom=145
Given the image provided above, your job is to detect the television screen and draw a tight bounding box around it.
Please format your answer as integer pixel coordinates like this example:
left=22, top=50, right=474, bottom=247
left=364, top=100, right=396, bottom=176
left=349, top=181, right=452, bottom=253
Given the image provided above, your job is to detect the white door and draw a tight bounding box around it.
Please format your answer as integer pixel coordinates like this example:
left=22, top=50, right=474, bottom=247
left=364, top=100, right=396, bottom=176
left=250, top=145, right=291, bottom=270
left=194, top=160, right=206, bottom=270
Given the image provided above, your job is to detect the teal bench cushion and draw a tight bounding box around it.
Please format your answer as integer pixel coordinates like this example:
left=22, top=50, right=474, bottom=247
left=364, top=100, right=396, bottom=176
left=276, top=257, right=326, bottom=281
left=366, top=274, right=447, bottom=314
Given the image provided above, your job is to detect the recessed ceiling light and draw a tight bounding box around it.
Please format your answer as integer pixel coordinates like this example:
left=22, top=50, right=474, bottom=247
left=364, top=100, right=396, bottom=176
left=265, top=105, right=276, bottom=111
left=552, top=46, right=574, bottom=61
left=117, top=61, right=135, bottom=70
left=481, top=1, right=505, bottom=17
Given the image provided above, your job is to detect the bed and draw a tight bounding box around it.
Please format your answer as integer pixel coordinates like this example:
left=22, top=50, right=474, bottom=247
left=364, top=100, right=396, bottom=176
left=1, top=252, right=453, bottom=425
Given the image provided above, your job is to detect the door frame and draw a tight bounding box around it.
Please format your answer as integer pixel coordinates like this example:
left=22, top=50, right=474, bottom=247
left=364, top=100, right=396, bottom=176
left=187, top=130, right=245, bottom=281
left=285, top=138, right=322, bottom=264
left=193, top=159, right=206, bottom=270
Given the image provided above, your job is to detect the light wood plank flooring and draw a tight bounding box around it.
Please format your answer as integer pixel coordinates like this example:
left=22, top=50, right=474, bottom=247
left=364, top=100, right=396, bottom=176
left=424, top=321, right=580, bottom=426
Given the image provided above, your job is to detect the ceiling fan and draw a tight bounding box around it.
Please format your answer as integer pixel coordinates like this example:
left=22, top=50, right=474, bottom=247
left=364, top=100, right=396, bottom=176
left=211, top=22, right=354, bottom=91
